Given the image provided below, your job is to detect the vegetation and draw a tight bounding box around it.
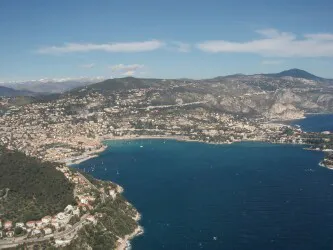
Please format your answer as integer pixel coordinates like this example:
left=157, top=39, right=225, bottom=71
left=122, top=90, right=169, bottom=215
left=63, top=195, right=138, bottom=250
left=0, top=146, right=75, bottom=222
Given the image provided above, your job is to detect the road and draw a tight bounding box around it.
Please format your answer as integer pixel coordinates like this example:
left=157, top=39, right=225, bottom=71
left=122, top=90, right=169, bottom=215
left=0, top=214, right=89, bottom=249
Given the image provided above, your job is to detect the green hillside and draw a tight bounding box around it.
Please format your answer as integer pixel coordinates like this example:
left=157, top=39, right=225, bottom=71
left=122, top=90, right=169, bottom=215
left=0, top=146, right=75, bottom=222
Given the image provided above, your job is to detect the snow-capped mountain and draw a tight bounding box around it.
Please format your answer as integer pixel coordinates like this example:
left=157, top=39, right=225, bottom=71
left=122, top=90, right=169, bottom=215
left=0, top=77, right=107, bottom=94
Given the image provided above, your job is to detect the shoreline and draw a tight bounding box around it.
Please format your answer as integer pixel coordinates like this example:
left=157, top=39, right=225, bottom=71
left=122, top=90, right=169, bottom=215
left=64, top=135, right=199, bottom=165
left=116, top=226, right=144, bottom=250
left=63, top=134, right=313, bottom=166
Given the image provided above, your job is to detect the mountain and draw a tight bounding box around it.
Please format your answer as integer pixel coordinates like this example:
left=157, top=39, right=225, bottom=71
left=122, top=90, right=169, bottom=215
left=1, top=77, right=105, bottom=94
left=69, top=77, right=149, bottom=96
left=0, top=85, right=36, bottom=97
left=264, top=68, right=326, bottom=81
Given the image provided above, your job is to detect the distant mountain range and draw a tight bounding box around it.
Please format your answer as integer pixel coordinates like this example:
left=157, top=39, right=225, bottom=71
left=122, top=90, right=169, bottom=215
left=0, top=77, right=106, bottom=96
left=0, top=69, right=331, bottom=97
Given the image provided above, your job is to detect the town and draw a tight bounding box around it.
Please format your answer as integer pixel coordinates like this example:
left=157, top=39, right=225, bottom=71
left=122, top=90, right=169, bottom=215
left=1, top=77, right=333, bottom=247
left=0, top=163, right=125, bottom=248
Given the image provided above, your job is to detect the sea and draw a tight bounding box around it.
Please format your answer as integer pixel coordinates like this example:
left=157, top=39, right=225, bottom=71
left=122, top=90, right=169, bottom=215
left=76, top=114, right=333, bottom=250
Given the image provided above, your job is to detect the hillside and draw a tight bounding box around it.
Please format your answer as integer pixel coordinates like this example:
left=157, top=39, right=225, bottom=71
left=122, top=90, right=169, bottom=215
left=0, top=146, right=75, bottom=222
left=0, top=86, right=35, bottom=97
left=264, top=68, right=326, bottom=81
left=59, top=68, right=333, bottom=121
left=69, top=77, right=149, bottom=96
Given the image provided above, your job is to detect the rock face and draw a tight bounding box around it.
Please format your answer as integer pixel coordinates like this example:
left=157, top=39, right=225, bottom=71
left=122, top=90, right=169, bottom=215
left=266, top=103, right=305, bottom=120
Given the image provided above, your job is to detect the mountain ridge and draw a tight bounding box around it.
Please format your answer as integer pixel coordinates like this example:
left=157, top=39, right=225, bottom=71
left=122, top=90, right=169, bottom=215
left=1, top=69, right=332, bottom=96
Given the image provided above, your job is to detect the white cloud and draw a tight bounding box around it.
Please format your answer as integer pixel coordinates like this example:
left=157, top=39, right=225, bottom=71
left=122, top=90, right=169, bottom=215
left=108, top=64, right=145, bottom=76
left=80, top=63, right=95, bottom=69
left=109, top=64, right=144, bottom=72
left=37, top=40, right=165, bottom=54
left=122, top=71, right=136, bottom=76
left=196, top=29, right=333, bottom=57
left=261, top=60, right=283, bottom=65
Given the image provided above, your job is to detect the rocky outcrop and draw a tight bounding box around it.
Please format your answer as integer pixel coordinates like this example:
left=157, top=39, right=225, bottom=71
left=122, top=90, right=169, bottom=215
left=266, top=103, right=305, bottom=120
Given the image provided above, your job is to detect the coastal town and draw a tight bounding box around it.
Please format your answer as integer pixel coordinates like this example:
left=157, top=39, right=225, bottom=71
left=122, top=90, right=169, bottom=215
left=0, top=83, right=332, bottom=166
left=0, top=162, right=136, bottom=248
left=1, top=76, right=333, bottom=248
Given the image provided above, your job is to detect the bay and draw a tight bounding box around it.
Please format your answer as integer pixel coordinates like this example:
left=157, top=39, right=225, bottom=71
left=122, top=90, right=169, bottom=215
left=76, top=114, right=333, bottom=250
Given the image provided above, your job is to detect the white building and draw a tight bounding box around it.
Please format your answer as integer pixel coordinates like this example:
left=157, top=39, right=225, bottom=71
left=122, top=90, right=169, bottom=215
left=42, top=216, right=52, bottom=224
left=31, top=229, right=41, bottom=236
left=43, top=227, right=52, bottom=235
left=6, top=231, right=14, bottom=237
left=15, top=222, right=24, bottom=228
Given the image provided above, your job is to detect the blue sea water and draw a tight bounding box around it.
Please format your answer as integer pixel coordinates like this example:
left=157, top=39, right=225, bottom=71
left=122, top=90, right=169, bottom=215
left=291, top=114, right=333, bottom=132
left=76, top=115, right=333, bottom=250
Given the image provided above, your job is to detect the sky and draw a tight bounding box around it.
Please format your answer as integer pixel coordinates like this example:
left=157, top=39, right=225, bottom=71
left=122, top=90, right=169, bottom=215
left=1, top=0, right=333, bottom=81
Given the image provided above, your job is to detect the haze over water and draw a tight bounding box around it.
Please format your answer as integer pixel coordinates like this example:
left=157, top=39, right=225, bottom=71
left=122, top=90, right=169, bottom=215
left=77, top=114, right=333, bottom=250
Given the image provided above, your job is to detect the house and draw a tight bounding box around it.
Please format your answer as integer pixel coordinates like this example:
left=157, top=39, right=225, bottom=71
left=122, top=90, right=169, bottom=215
left=57, top=212, right=66, bottom=221
left=15, top=222, right=24, bottom=228
left=4, top=221, right=12, bottom=230
left=72, top=207, right=80, bottom=216
left=6, top=231, right=14, bottom=237
left=109, top=189, right=117, bottom=199
left=0, top=220, right=2, bottom=229
left=26, top=221, right=35, bottom=228
left=64, top=205, right=74, bottom=214
left=51, top=216, right=58, bottom=223
left=80, top=197, right=89, bottom=204
left=42, top=216, right=52, bottom=224
left=0, top=231, right=3, bottom=238
left=43, top=227, right=52, bottom=235
left=31, top=229, right=42, bottom=236
left=78, top=202, right=87, bottom=212
left=51, top=222, right=59, bottom=229
left=86, top=215, right=96, bottom=223
left=36, top=220, right=43, bottom=228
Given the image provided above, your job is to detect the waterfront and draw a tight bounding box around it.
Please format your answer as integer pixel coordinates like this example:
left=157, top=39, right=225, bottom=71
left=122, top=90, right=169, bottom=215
left=76, top=114, right=333, bottom=250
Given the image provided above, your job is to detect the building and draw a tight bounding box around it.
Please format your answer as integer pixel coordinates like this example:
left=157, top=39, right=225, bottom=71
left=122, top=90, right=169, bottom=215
left=51, top=216, right=58, bottom=223
left=57, top=212, right=66, bottom=221
left=31, top=229, right=42, bottom=236
left=42, top=216, right=52, bottom=224
left=26, top=221, right=35, bottom=228
left=43, top=227, right=52, bottom=235
left=51, top=222, right=59, bottom=229
left=15, top=222, right=24, bottom=228
left=6, top=231, right=14, bottom=237
left=4, top=221, right=12, bottom=230
left=36, top=220, right=43, bottom=228
left=72, top=207, right=80, bottom=216
left=64, top=205, right=74, bottom=214
left=109, top=189, right=117, bottom=199
left=86, top=215, right=96, bottom=224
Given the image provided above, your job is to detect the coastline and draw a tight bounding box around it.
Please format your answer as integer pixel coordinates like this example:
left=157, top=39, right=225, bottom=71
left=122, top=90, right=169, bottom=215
left=64, top=135, right=198, bottom=165
left=61, top=131, right=332, bottom=249
left=116, top=226, right=144, bottom=250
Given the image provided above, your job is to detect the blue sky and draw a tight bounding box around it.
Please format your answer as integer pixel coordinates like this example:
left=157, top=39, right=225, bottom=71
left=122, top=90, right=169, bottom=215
left=1, top=0, right=333, bottom=81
